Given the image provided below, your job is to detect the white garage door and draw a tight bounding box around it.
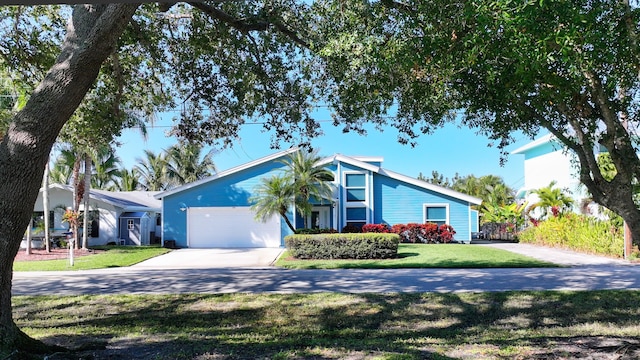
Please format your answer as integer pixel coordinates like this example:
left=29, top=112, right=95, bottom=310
left=187, top=207, right=281, bottom=248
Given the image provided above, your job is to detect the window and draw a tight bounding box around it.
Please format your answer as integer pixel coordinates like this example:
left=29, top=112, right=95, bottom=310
left=345, top=173, right=366, bottom=202
left=424, top=204, right=449, bottom=226
left=89, top=210, right=99, bottom=238
left=31, top=212, right=54, bottom=231
left=344, top=172, right=368, bottom=230
left=127, top=219, right=135, bottom=230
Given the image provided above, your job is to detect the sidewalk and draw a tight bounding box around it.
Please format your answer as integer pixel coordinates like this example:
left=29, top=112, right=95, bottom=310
left=477, top=242, right=633, bottom=266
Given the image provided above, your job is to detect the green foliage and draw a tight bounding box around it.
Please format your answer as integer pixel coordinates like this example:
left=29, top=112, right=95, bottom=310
left=134, top=149, right=169, bottom=191
left=280, top=149, right=335, bottom=225
left=284, top=233, right=399, bottom=260
left=417, top=170, right=459, bottom=188
left=528, top=181, right=575, bottom=219
left=314, top=0, right=640, bottom=244
left=89, top=146, right=123, bottom=190
left=519, top=214, right=624, bottom=258
left=251, top=149, right=334, bottom=231
left=115, top=168, right=141, bottom=191
left=250, top=175, right=296, bottom=232
left=418, top=172, right=515, bottom=217
left=452, top=175, right=515, bottom=207
left=481, top=202, right=528, bottom=227
left=294, top=228, right=337, bottom=234
left=165, top=143, right=217, bottom=187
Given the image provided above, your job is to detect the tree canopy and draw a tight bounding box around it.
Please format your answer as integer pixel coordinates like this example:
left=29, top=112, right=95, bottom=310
left=1, top=0, right=640, bottom=356
left=313, top=0, right=640, bottom=245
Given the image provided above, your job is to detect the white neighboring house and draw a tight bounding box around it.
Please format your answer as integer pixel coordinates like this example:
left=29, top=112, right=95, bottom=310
left=28, top=184, right=161, bottom=247
left=510, top=134, right=599, bottom=215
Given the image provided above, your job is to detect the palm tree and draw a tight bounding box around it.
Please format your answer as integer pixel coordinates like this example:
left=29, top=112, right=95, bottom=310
left=281, top=149, right=335, bottom=228
left=250, top=175, right=296, bottom=232
left=529, top=181, right=574, bottom=219
left=135, top=149, right=169, bottom=191
left=91, top=146, right=123, bottom=190
left=49, top=147, right=77, bottom=185
left=165, top=143, right=217, bottom=187
left=116, top=168, right=142, bottom=191
left=453, top=174, right=514, bottom=206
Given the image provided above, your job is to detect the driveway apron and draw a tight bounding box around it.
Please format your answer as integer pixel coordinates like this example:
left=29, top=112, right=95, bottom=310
left=131, top=248, right=285, bottom=269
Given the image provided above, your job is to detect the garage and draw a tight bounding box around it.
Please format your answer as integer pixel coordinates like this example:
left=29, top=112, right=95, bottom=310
left=187, top=207, right=282, bottom=248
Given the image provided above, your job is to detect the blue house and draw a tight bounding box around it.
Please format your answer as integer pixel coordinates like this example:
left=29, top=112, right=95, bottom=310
left=155, top=148, right=482, bottom=248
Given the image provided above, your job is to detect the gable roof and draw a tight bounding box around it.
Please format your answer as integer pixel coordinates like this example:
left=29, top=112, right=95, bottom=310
left=319, top=154, right=483, bottom=205
left=43, top=184, right=162, bottom=211
left=155, top=147, right=299, bottom=199
left=154, top=148, right=482, bottom=205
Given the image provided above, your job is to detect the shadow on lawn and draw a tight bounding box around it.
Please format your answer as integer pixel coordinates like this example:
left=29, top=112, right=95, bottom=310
left=17, top=291, right=640, bottom=359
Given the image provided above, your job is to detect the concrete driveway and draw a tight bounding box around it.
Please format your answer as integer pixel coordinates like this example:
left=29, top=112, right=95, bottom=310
left=131, top=248, right=285, bottom=269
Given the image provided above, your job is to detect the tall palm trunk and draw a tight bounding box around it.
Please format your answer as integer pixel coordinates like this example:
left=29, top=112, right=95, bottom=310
left=82, top=153, right=91, bottom=249
left=72, top=156, right=81, bottom=250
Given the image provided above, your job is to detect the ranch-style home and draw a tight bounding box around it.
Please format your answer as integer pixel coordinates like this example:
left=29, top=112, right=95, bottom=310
left=29, top=184, right=162, bottom=247
left=155, top=148, right=482, bottom=248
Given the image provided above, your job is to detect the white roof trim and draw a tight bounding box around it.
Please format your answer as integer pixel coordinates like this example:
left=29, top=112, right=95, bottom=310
left=510, top=133, right=559, bottom=155
left=155, top=147, right=300, bottom=199
left=350, top=156, right=384, bottom=163
left=321, top=154, right=483, bottom=205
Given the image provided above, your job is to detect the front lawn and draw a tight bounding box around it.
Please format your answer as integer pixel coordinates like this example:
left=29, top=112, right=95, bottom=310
left=11, top=291, right=640, bottom=359
left=276, top=243, right=557, bottom=269
left=13, top=246, right=171, bottom=271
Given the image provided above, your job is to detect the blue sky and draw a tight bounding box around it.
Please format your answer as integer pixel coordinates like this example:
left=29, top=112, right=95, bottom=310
left=115, top=112, right=535, bottom=192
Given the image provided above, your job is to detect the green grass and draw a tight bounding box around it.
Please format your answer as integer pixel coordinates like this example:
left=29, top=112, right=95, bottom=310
left=11, top=291, right=640, bottom=359
left=13, top=246, right=171, bottom=271
left=276, top=243, right=557, bottom=269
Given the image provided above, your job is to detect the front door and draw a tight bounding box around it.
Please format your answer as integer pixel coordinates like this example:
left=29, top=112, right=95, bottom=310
left=308, top=207, right=331, bottom=229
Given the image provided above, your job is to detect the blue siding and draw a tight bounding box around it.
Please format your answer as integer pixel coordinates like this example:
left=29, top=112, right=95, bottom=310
left=163, top=160, right=287, bottom=247
left=372, top=174, right=473, bottom=242
left=162, top=153, right=477, bottom=246
left=470, top=210, right=479, bottom=232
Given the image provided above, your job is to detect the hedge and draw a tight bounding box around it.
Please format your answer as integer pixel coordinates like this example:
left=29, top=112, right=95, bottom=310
left=284, top=233, right=400, bottom=260
left=518, top=213, right=625, bottom=258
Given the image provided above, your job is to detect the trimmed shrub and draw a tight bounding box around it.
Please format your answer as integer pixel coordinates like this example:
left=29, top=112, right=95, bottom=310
left=519, top=213, right=624, bottom=257
left=390, top=222, right=456, bottom=243
left=295, top=228, right=338, bottom=235
left=284, top=233, right=400, bottom=259
left=362, top=223, right=391, bottom=233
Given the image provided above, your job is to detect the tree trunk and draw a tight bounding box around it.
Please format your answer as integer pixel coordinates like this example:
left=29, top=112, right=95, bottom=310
left=43, top=160, right=51, bottom=252
left=82, top=153, right=91, bottom=250
left=0, top=4, right=139, bottom=354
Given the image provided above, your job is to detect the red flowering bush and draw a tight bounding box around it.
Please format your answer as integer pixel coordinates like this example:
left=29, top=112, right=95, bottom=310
left=362, top=224, right=391, bottom=233
left=390, top=222, right=457, bottom=243
left=422, top=223, right=440, bottom=242
left=438, top=224, right=456, bottom=243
